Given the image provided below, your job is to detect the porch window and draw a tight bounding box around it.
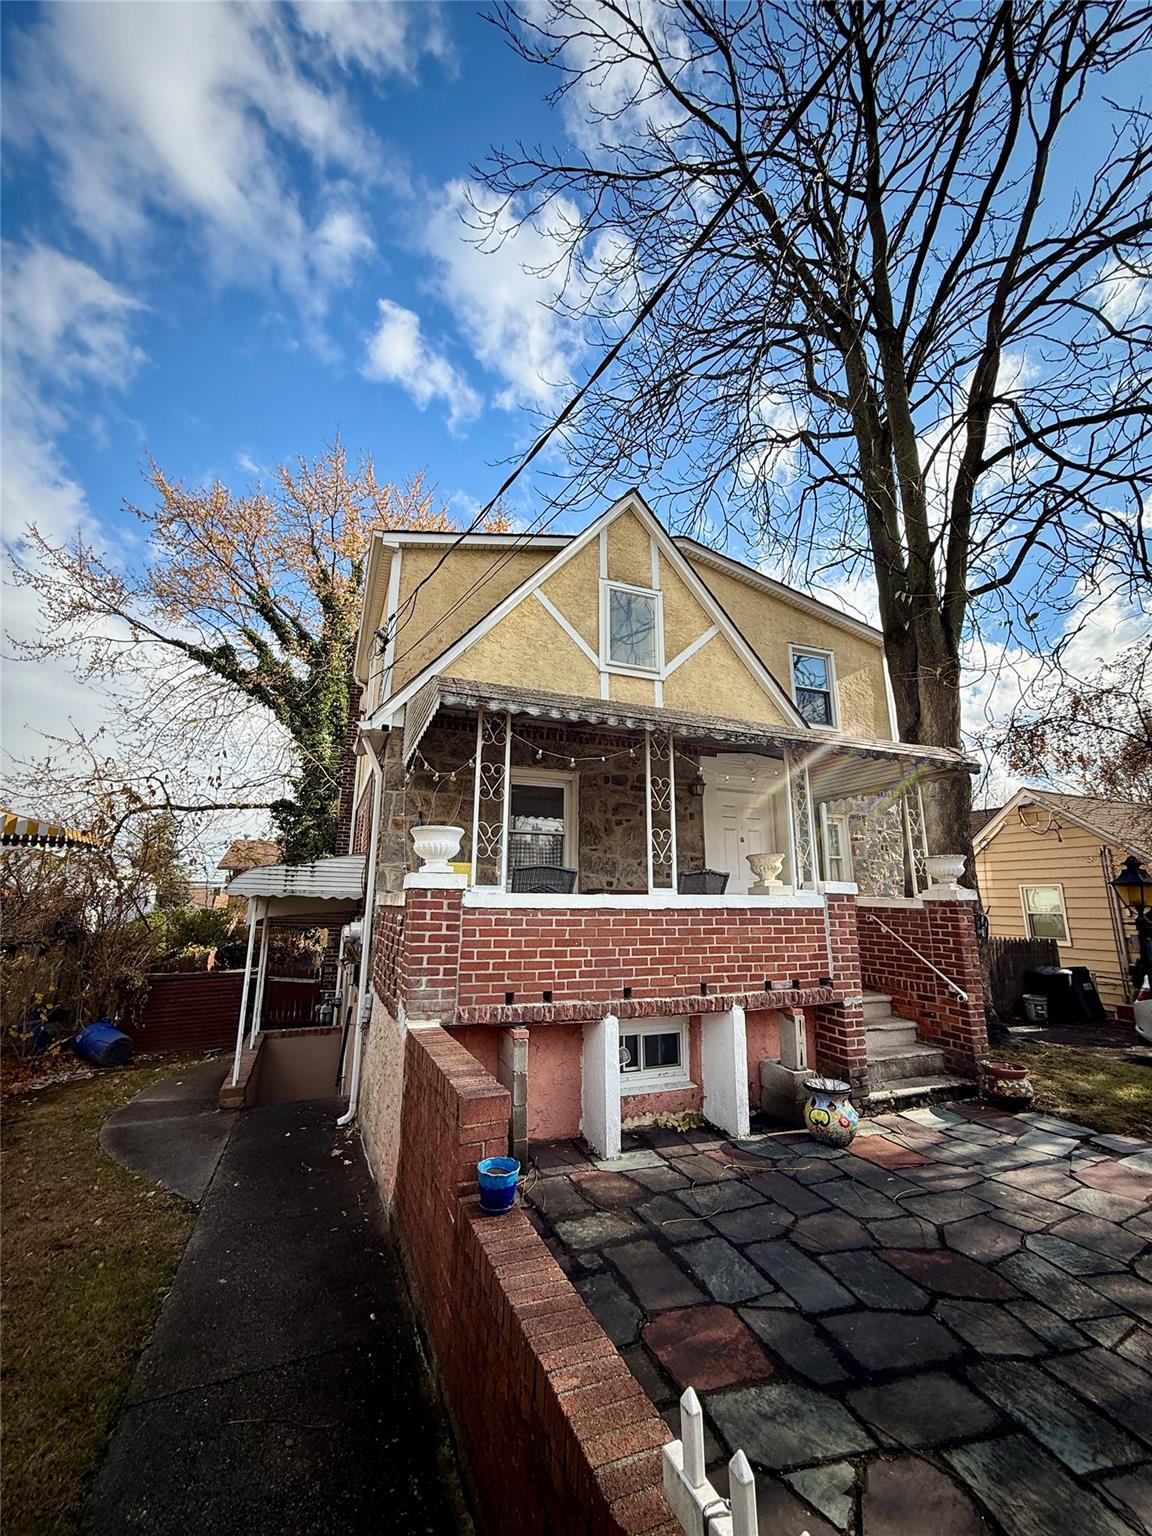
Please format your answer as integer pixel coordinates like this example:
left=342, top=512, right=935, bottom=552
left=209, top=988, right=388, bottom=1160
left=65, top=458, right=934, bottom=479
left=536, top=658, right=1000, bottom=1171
left=604, top=582, right=661, bottom=672
left=619, top=1019, right=690, bottom=1091
left=508, top=773, right=575, bottom=872
left=790, top=647, right=837, bottom=726
left=823, top=812, right=853, bottom=883
left=1021, top=884, right=1069, bottom=943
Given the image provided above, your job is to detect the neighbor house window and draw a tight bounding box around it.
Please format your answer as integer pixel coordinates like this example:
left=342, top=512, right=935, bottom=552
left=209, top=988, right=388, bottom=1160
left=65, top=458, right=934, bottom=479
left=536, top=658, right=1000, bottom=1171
left=1021, top=885, right=1069, bottom=943
left=790, top=647, right=837, bottom=726
left=508, top=773, right=575, bottom=872
left=619, top=1019, right=690, bottom=1092
left=604, top=582, right=661, bottom=672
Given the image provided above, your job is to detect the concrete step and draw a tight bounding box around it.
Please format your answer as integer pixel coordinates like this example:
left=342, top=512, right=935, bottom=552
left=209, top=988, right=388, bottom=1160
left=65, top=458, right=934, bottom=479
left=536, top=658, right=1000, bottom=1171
left=868, top=1045, right=950, bottom=1085
left=861, top=992, right=894, bottom=1022
left=866, top=1019, right=920, bottom=1053
left=863, top=1076, right=979, bottom=1115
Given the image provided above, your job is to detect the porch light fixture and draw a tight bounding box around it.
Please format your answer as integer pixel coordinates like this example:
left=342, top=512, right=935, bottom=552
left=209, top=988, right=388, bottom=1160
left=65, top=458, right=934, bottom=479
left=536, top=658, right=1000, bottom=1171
left=1110, top=854, right=1152, bottom=985
left=689, top=773, right=706, bottom=798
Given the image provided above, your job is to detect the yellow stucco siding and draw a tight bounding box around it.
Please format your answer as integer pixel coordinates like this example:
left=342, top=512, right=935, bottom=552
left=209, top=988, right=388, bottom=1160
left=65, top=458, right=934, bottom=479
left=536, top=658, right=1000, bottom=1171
left=390, top=545, right=550, bottom=693
left=606, top=510, right=655, bottom=586
left=539, top=542, right=600, bottom=650
left=974, top=818, right=1130, bottom=1011
left=659, top=558, right=714, bottom=662
left=608, top=673, right=656, bottom=706
left=687, top=559, right=891, bottom=739
left=664, top=634, right=787, bottom=724
left=451, top=599, right=601, bottom=694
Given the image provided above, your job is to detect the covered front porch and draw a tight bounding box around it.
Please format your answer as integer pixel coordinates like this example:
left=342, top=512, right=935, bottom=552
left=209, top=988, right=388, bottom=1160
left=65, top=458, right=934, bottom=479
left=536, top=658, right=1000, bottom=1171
left=389, top=677, right=968, bottom=901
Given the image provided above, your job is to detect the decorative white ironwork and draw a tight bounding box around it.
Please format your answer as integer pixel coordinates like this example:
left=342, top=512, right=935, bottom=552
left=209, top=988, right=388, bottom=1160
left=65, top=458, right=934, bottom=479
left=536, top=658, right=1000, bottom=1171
left=470, top=707, right=509, bottom=885
left=905, top=787, right=929, bottom=895
left=789, top=755, right=816, bottom=887
left=645, top=728, right=676, bottom=890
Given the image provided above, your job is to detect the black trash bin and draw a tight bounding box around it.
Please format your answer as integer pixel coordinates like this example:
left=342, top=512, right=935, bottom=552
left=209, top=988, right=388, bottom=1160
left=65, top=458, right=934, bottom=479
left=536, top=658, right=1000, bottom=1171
left=1022, top=965, right=1106, bottom=1026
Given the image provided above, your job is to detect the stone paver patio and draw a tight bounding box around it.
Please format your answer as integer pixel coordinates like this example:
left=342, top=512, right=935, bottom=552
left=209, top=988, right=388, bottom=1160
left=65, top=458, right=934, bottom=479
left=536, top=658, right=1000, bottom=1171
left=525, top=1105, right=1152, bottom=1536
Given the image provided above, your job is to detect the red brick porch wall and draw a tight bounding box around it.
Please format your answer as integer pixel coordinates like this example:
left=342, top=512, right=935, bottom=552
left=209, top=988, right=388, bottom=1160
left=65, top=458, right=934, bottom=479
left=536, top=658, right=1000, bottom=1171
left=457, top=904, right=829, bottom=1010
left=393, top=1027, right=674, bottom=1536
left=857, top=900, right=988, bottom=1073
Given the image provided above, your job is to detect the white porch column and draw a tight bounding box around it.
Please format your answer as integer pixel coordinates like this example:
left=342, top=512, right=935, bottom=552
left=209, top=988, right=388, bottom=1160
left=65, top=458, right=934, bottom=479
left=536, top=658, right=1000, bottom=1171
left=249, top=901, right=271, bottom=1044
left=581, top=1012, right=621, bottom=1159
left=230, top=898, right=258, bottom=1087
left=701, top=1004, right=750, bottom=1139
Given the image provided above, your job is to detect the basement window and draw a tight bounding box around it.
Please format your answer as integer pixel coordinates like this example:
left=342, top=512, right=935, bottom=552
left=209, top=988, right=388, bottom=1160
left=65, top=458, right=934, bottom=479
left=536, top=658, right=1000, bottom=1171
left=619, top=1018, right=691, bottom=1093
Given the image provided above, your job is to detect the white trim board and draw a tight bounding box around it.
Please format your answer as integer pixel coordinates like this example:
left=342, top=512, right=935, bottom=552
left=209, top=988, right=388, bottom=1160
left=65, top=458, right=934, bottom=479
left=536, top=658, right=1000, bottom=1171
left=462, top=889, right=826, bottom=911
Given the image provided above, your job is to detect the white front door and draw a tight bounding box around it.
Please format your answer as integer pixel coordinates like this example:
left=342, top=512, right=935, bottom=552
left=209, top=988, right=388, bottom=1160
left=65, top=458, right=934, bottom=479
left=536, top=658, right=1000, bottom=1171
left=700, top=756, right=785, bottom=894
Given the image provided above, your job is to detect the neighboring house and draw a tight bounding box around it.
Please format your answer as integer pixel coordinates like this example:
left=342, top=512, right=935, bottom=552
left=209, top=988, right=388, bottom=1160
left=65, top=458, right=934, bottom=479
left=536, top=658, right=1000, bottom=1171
left=310, top=489, right=992, bottom=1181
left=217, top=838, right=280, bottom=895
left=973, top=789, right=1152, bottom=1014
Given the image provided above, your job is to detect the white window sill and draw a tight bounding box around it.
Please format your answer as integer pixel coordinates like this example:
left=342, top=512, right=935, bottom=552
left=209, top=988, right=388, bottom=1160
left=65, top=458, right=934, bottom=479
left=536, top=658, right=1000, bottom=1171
left=621, top=1077, right=696, bottom=1097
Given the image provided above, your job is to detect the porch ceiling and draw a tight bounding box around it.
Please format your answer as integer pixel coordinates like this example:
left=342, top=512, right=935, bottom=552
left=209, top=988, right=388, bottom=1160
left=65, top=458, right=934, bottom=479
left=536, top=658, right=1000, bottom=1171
left=409, top=676, right=976, bottom=785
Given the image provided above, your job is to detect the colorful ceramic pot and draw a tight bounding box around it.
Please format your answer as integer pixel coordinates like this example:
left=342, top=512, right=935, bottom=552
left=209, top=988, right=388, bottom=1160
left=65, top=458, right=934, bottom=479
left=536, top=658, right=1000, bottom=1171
left=803, top=1077, right=859, bottom=1147
left=979, top=1060, right=1035, bottom=1110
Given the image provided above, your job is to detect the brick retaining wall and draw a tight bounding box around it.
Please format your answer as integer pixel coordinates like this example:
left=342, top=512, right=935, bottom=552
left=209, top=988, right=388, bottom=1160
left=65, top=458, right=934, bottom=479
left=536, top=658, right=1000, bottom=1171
left=392, top=1027, right=674, bottom=1536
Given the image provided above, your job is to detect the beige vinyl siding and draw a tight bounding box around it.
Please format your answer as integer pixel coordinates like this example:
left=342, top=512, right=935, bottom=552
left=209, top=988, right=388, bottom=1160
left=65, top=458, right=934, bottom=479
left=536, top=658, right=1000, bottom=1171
left=974, top=818, right=1130, bottom=1012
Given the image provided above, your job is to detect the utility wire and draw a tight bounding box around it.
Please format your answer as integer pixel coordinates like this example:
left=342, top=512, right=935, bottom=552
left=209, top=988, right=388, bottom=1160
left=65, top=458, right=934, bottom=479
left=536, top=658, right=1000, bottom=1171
left=378, top=41, right=851, bottom=679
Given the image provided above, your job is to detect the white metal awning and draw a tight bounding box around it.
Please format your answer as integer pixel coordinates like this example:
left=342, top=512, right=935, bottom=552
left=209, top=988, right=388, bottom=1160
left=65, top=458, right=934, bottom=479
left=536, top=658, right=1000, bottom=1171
left=228, top=854, right=367, bottom=904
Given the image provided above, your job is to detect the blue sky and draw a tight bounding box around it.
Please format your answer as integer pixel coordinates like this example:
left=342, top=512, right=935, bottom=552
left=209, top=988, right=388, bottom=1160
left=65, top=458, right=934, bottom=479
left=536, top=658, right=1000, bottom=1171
left=2, top=1, right=1146, bottom=837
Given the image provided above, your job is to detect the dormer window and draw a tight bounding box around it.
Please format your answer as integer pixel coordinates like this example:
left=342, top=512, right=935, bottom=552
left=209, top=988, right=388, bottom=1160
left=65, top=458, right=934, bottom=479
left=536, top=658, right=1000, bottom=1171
left=790, top=646, right=838, bottom=726
left=603, top=581, right=662, bottom=673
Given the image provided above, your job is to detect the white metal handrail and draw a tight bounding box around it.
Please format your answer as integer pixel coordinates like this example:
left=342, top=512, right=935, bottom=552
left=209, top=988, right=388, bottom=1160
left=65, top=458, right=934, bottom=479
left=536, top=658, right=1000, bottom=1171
left=863, top=912, right=968, bottom=1002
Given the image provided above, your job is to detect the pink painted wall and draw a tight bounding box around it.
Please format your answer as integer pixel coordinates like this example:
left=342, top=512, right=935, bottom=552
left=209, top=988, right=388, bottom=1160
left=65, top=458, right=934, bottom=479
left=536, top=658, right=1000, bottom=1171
left=527, top=1022, right=583, bottom=1140
left=449, top=1025, right=500, bottom=1081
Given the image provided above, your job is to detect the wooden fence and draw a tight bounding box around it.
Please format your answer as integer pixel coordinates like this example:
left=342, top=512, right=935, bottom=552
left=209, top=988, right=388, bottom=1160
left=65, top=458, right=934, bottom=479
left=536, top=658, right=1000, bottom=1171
left=987, top=936, right=1060, bottom=1019
left=124, top=971, right=321, bottom=1052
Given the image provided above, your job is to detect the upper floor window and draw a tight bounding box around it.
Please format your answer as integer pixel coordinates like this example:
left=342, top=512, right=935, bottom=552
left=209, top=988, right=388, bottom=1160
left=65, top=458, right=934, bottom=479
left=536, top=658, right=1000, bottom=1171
left=604, top=582, right=661, bottom=673
left=1022, top=884, right=1069, bottom=943
left=790, top=646, right=837, bottom=726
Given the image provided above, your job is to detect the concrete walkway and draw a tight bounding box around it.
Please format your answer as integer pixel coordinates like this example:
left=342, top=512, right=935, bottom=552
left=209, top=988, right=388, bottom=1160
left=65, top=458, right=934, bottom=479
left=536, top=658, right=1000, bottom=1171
left=100, top=1058, right=233, bottom=1202
left=529, top=1108, right=1152, bottom=1536
left=87, top=1092, right=470, bottom=1534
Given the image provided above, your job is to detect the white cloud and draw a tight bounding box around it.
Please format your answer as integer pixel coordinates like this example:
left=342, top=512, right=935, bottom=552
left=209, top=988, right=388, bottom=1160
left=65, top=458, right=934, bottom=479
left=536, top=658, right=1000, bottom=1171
left=2, top=2, right=445, bottom=320
left=361, top=298, right=481, bottom=430
left=422, top=179, right=586, bottom=410
left=1094, top=259, right=1151, bottom=328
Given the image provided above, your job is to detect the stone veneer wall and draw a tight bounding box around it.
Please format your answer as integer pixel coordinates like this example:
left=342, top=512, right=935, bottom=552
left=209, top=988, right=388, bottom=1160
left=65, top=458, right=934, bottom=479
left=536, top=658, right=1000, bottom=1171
left=382, top=712, right=705, bottom=895
left=826, top=795, right=905, bottom=898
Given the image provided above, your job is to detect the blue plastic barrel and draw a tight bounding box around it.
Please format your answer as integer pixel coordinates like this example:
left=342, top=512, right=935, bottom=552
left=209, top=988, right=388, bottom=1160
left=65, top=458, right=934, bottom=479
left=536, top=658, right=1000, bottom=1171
left=73, top=1019, right=134, bottom=1067
left=477, top=1156, right=520, bottom=1214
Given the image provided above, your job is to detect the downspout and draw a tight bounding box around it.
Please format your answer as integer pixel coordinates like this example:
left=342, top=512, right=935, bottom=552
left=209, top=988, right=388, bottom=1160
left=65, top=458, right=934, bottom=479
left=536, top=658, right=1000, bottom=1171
left=337, top=741, right=385, bottom=1128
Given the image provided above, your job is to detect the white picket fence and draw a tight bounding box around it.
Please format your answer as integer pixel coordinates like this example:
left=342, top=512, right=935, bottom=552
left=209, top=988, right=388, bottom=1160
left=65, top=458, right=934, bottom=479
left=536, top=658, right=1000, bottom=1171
left=662, top=1388, right=811, bottom=1536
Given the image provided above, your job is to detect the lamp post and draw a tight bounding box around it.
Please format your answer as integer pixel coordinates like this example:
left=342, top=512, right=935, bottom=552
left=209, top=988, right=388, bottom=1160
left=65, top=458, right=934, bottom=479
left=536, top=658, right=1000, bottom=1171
left=1110, top=854, right=1152, bottom=991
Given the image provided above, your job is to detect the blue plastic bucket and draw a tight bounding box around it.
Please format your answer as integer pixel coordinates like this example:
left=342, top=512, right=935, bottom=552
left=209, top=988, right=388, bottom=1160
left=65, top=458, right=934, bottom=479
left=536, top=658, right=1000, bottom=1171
left=477, top=1156, right=520, bottom=1214
left=73, top=1019, right=134, bottom=1067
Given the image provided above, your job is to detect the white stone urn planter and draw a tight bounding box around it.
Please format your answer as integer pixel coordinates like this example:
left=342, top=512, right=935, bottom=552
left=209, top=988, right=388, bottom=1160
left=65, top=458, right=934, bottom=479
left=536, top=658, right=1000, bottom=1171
left=925, top=853, right=968, bottom=894
left=747, top=851, right=786, bottom=893
left=410, top=824, right=464, bottom=873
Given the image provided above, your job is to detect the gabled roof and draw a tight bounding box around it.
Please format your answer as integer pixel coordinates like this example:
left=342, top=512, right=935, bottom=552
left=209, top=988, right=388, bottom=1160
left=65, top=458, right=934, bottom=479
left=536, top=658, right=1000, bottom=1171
left=373, top=490, right=807, bottom=729
left=973, top=788, right=1152, bottom=859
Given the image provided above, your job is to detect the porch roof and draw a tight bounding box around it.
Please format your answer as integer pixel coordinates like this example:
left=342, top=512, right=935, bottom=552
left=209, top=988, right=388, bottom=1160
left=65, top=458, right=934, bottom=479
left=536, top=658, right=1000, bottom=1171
left=407, top=676, right=976, bottom=793
left=227, top=855, right=366, bottom=926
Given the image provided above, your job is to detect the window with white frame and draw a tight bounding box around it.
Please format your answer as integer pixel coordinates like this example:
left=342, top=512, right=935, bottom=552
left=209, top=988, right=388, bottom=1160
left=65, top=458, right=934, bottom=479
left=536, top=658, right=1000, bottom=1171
left=603, top=582, right=661, bottom=673
left=1021, top=884, right=1070, bottom=943
left=790, top=647, right=837, bottom=726
left=508, top=773, right=576, bottom=872
left=619, top=1018, right=690, bottom=1091
left=823, top=813, right=854, bottom=883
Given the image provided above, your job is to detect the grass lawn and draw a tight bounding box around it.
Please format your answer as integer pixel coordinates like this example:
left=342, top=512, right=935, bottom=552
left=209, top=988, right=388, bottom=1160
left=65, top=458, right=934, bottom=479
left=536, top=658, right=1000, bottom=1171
left=1, top=1057, right=201, bottom=1536
left=1003, top=1036, right=1152, bottom=1138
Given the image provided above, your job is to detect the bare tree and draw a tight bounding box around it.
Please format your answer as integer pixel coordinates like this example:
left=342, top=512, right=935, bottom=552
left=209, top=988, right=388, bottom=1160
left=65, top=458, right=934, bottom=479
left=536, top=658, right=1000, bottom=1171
left=11, top=442, right=458, bottom=861
left=481, top=0, right=1152, bottom=863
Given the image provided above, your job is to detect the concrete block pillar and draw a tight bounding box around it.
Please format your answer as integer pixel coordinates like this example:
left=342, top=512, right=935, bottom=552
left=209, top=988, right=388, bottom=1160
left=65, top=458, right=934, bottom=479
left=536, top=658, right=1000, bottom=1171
left=760, top=1008, right=811, bottom=1124
left=779, top=1010, right=808, bottom=1071
left=701, top=1005, right=750, bottom=1139
left=581, top=1013, right=621, bottom=1160
left=497, top=1026, right=530, bottom=1163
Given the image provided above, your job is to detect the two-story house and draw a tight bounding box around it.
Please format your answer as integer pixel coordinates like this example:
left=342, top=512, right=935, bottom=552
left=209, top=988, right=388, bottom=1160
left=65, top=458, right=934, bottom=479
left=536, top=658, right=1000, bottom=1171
left=318, top=491, right=989, bottom=1190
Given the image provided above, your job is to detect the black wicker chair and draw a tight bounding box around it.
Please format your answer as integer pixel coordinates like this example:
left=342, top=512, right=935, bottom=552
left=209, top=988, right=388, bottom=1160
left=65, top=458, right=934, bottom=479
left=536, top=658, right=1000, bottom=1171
left=677, top=868, right=729, bottom=895
left=510, top=864, right=578, bottom=894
